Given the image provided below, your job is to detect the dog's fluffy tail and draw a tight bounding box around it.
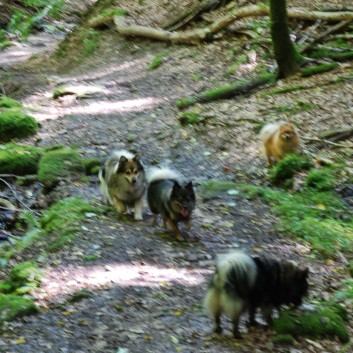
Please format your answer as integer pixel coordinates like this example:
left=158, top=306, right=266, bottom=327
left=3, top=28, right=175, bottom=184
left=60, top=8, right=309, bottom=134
left=147, top=167, right=183, bottom=184
left=204, top=251, right=257, bottom=319
left=259, top=122, right=282, bottom=144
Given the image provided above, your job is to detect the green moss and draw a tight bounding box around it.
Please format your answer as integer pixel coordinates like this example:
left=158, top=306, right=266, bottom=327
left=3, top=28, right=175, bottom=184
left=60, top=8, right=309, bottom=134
left=148, top=53, right=168, bottom=71
left=309, top=50, right=353, bottom=61
left=179, top=112, right=204, bottom=125
left=37, top=148, right=85, bottom=187
left=0, top=144, right=43, bottom=175
left=83, top=157, right=103, bottom=175
left=226, top=55, right=248, bottom=75
left=0, top=95, right=22, bottom=108
left=176, top=97, right=198, bottom=109
left=0, top=110, right=38, bottom=142
left=274, top=305, right=349, bottom=342
left=301, top=62, right=338, bottom=77
left=0, top=262, right=41, bottom=294
left=240, top=184, right=352, bottom=256
left=0, top=294, right=38, bottom=323
left=265, top=100, right=316, bottom=116
left=306, top=168, right=336, bottom=191
left=40, top=197, right=103, bottom=252
left=269, top=154, right=312, bottom=186
left=67, top=289, right=93, bottom=302
left=81, top=29, right=100, bottom=56
left=261, top=85, right=306, bottom=96
left=101, top=8, right=128, bottom=17
left=199, top=180, right=238, bottom=199
left=272, top=334, right=294, bottom=344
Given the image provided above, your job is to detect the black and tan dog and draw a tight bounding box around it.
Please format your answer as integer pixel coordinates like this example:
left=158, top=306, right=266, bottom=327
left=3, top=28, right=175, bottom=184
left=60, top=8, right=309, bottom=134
left=147, top=167, right=196, bottom=241
left=204, top=251, right=309, bottom=338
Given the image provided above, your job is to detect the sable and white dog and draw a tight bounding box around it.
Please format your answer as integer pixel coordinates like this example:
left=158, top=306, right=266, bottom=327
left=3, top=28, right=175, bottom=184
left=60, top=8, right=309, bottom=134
left=204, top=251, right=309, bottom=338
left=98, top=150, right=147, bottom=220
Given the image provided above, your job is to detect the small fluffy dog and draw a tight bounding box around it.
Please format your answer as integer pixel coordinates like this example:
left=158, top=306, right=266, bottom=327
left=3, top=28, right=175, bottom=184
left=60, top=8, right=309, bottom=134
left=147, top=167, right=196, bottom=241
left=260, top=122, right=300, bottom=167
left=204, top=251, right=309, bottom=338
left=98, top=150, right=147, bottom=220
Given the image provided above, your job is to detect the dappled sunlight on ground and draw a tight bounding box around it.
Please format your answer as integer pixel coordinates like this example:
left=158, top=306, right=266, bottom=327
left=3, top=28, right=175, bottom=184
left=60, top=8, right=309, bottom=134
left=41, top=262, right=211, bottom=302
left=30, top=96, right=165, bottom=121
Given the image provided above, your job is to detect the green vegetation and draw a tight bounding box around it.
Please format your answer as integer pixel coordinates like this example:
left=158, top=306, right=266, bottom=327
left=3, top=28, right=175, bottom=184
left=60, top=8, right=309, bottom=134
left=269, top=154, right=312, bottom=186
left=82, top=29, right=101, bottom=56
left=0, top=144, right=43, bottom=175
left=0, top=294, right=39, bottom=323
left=40, top=197, right=103, bottom=252
left=100, top=8, right=129, bottom=17
left=179, top=112, right=204, bottom=126
left=83, top=158, right=103, bottom=175
left=0, top=110, right=38, bottom=142
left=240, top=183, right=352, bottom=257
left=261, top=85, right=307, bottom=96
left=306, top=168, right=336, bottom=191
left=272, top=334, right=294, bottom=344
left=309, top=49, right=353, bottom=61
left=274, top=303, right=349, bottom=342
left=67, top=289, right=93, bottom=303
left=301, top=62, right=338, bottom=77
left=265, top=100, right=316, bottom=116
left=0, top=262, right=41, bottom=294
left=37, top=148, right=85, bottom=187
left=148, top=53, right=168, bottom=71
left=0, top=95, right=22, bottom=108
left=226, top=55, right=248, bottom=75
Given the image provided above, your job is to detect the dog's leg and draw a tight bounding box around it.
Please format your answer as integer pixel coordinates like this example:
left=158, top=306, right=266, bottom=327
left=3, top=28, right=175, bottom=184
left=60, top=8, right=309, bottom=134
left=261, top=305, right=274, bottom=327
left=214, top=311, right=222, bottom=334
left=133, top=197, right=144, bottom=221
left=231, top=314, right=242, bottom=339
left=113, top=198, right=127, bottom=214
left=168, top=220, right=183, bottom=241
left=248, top=304, right=257, bottom=326
left=162, top=215, right=168, bottom=229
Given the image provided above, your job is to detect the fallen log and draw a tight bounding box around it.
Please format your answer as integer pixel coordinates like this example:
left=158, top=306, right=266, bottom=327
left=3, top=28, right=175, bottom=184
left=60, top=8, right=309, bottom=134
left=176, top=73, right=276, bottom=109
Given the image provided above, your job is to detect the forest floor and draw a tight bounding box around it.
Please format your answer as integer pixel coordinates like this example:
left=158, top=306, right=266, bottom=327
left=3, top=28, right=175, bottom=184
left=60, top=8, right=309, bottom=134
left=0, top=1, right=353, bottom=352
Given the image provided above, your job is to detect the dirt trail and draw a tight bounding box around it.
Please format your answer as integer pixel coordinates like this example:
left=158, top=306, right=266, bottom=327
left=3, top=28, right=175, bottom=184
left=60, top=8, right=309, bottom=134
left=0, top=1, right=352, bottom=352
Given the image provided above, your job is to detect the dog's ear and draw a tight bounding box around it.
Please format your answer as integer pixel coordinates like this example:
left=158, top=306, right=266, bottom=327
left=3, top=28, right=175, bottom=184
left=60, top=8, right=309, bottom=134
left=185, top=181, right=193, bottom=190
left=119, top=156, right=128, bottom=164
left=133, top=153, right=140, bottom=162
left=172, top=182, right=181, bottom=194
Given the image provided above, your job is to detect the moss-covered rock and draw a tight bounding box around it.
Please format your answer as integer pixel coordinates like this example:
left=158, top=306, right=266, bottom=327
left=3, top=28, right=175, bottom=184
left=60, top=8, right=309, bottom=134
left=269, top=154, right=312, bottom=186
left=274, top=304, right=349, bottom=343
left=0, top=144, right=44, bottom=175
left=38, top=148, right=85, bottom=187
left=306, top=168, right=336, bottom=191
left=0, top=261, right=41, bottom=294
left=40, top=197, right=103, bottom=252
left=0, top=110, right=38, bottom=142
left=0, top=95, right=23, bottom=108
left=179, top=112, right=204, bottom=126
left=0, top=293, right=38, bottom=323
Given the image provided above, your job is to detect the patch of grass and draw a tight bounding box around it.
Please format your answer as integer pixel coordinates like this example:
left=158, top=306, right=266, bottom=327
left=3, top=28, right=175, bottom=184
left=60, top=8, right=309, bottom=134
left=265, top=100, right=316, bottom=116
left=0, top=144, right=44, bottom=175
left=272, top=334, right=294, bottom=344
left=0, top=110, right=38, bottom=142
left=83, top=157, right=103, bottom=175
left=81, top=29, right=100, bottom=56
left=0, top=293, right=39, bottom=324
left=176, top=97, right=198, bottom=109
left=240, top=184, right=352, bottom=256
left=301, top=62, right=338, bottom=77
left=37, top=148, right=85, bottom=188
left=306, top=168, right=336, bottom=191
left=226, top=54, right=248, bottom=75
left=269, top=154, right=312, bottom=186
left=147, top=53, right=168, bottom=71
left=100, top=8, right=129, bottom=17
left=40, top=197, right=103, bottom=252
left=0, top=95, right=22, bottom=108
left=274, top=303, right=349, bottom=343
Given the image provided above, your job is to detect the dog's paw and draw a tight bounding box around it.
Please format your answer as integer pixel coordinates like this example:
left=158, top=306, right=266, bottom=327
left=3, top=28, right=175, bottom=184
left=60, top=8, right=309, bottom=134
left=134, top=214, right=143, bottom=221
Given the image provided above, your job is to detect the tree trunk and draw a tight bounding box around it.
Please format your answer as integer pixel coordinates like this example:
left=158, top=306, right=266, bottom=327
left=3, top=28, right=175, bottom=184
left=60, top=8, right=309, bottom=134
left=270, top=0, right=301, bottom=78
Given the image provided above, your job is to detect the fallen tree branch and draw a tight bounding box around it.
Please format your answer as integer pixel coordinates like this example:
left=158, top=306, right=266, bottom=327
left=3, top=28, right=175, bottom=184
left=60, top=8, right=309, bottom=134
left=319, top=127, right=353, bottom=142
left=177, top=73, right=276, bottom=109
left=110, top=5, right=353, bottom=44
left=301, top=19, right=353, bottom=54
